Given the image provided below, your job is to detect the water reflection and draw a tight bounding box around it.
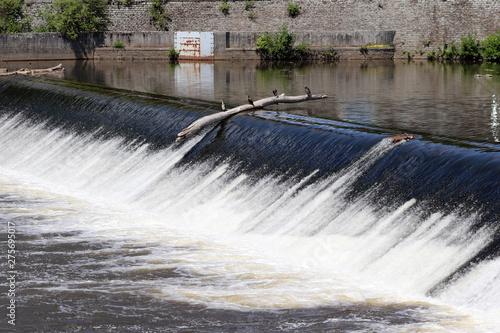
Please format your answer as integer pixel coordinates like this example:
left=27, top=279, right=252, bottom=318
left=174, top=62, right=215, bottom=100
left=3, top=59, right=500, bottom=143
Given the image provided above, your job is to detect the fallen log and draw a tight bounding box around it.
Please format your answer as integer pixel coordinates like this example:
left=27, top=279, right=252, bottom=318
left=392, top=134, right=415, bottom=144
left=0, top=63, right=64, bottom=77
left=176, top=88, right=328, bottom=142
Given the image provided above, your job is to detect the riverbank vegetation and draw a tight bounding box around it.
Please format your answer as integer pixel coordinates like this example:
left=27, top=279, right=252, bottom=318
left=424, top=32, right=500, bottom=62
left=256, top=23, right=338, bottom=61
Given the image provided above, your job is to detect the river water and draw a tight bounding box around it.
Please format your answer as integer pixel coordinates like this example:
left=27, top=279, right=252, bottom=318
left=0, top=60, right=499, bottom=332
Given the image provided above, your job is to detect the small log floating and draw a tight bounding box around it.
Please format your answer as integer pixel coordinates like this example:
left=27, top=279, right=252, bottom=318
left=176, top=88, right=328, bottom=142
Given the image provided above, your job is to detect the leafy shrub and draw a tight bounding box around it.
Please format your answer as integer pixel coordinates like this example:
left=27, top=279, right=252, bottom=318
left=287, top=1, right=300, bottom=17
left=113, top=40, right=124, bottom=48
left=168, top=46, right=180, bottom=61
left=450, top=43, right=458, bottom=58
left=459, top=33, right=481, bottom=61
left=256, top=23, right=297, bottom=59
left=360, top=45, right=368, bottom=54
left=422, top=39, right=430, bottom=47
left=295, top=41, right=311, bottom=58
left=256, top=24, right=314, bottom=60
left=322, top=47, right=338, bottom=61
left=248, top=11, right=256, bottom=20
left=436, top=41, right=459, bottom=61
left=37, top=0, right=108, bottom=39
left=220, top=0, right=229, bottom=14
left=445, top=42, right=459, bottom=60
left=0, top=0, right=31, bottom=33
left=150, top=0, right=170, bottom=30
left=481, top=30, right=500, bottom=62
left=427, top=50, right=436, bottom=60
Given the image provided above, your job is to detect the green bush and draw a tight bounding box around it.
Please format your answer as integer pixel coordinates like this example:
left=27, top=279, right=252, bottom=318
left=427, top=50, right=436, bottom=60
left=287, top=1, right=300, bottom=17
left=113, top=40, right=124, bottom=48
left=256, top=23, right=296, bottom=59
left=150, top=0, right=170, bottom=30
left=459, top=33, right=481, bottom=60
left=295, top=41, right=311, bottom=58
left=248, top=11, right=256, bottom=20
left=0, top=0, right=31, bottom=33
left=481, top=30, right=500, bottom=62
left=37, top=0, right=108, bottom=39
left=443, top=42, right=459, bottom=60
left=168, top=46, right=180, bottom=61
left=256, top=24, right=314, bottom=60
left=322, top=47, right=338, bottom=61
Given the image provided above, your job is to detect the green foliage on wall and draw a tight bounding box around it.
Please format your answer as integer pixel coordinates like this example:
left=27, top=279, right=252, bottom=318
left=287, top=1, right=300, bottom=17
left=36, top=0, right=109, bottom=39
left=220, top=0, right=229, bottom=14
left=150, top=0, right=170, bottom=30
left=244, top=0, right=254, bottom=11
left=0, top=0, right=31, bottom=33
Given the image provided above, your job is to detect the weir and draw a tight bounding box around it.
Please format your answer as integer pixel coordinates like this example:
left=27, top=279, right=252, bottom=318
left=1, top=76, right=499, bottom=330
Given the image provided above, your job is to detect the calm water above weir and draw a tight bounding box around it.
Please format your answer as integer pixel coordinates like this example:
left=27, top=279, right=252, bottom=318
left=0, top=60, right=499, bottom=332
left=6, top=59, right=500, bottom=143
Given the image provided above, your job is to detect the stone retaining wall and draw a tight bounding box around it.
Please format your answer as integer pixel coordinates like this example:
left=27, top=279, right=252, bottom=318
left=9, top=0, right=500, bottom=60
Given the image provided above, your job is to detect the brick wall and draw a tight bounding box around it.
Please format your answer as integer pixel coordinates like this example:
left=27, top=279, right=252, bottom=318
left=23, top=0, right=500, bottom=58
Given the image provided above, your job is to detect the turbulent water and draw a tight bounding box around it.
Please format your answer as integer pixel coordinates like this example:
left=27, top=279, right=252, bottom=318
left=0, top=76, right=499, bottom=332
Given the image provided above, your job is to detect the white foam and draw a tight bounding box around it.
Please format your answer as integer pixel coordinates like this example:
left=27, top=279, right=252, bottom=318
left=0, top=113, right=497, bottom=331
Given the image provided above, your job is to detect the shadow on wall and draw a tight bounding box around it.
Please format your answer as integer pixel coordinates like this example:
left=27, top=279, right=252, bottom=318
left=0, top=32, right=106, bottom=61
left=68, top=33, right=107, bottom=59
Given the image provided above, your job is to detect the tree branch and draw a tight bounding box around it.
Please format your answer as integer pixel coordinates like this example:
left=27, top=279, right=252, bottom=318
left=176, top=92, right=328, bottom=142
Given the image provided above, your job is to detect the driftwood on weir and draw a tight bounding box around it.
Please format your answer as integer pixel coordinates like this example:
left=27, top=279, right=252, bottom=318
left=176, top=90, right=328, bottom=142
left=0, top=63, right=65, bottom=77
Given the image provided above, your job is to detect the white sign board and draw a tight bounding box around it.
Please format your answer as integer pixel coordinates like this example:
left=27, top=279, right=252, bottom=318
left=174, top=32, right=214, bottom=59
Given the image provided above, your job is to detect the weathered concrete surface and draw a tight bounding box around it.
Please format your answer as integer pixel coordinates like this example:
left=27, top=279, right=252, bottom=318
left=94, top=48, right=171, bottom=61
left=0, top=31, right=395, bottom=61
left=104, top=32, right=174, bottom=48
left=0, top=33, right=99, bottom=61
left=224, top=31, right=395, bottom=48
